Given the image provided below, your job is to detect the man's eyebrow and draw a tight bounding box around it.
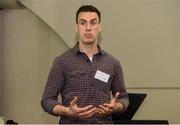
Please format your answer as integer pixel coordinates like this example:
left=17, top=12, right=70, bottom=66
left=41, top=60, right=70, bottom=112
left=79, top=19, right=87, bottom=22
left=79, top=18, right=98, bottom=22
left=90, top=18, right=98, bottom=22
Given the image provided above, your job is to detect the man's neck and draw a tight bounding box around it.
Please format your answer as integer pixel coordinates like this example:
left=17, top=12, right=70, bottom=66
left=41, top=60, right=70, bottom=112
left=79, top=41, right=99, bottom=58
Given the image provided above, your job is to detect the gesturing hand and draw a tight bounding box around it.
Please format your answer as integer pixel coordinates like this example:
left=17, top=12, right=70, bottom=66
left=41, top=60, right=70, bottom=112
left=96, top=92, right=123, bottom=115
left=66, top=97, right=96, bottom=119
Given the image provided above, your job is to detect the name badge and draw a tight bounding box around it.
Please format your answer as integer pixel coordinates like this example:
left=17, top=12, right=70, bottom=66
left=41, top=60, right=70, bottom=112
left=94, top=70, right=110, bottom=83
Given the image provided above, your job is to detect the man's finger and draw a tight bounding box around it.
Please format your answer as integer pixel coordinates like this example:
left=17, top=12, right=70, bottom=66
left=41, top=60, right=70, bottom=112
left=77, top=105, right=94, bottom=113
left=114, top=92, right=120, bottom=101
left=96, top=107, right=112, bottom=115
left=80, top=111, right=95, bottom=119
left=70, top=96, right=77, bottom=106
left=98, top=105, right=109, bottom=112
left=96, top=107, right=106, bottom=115
left=103, top=103, right=113, bottom=109
left=78, top=107, right=96, bottom=118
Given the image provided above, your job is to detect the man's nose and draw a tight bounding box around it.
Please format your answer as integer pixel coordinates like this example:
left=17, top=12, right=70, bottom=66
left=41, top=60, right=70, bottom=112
left=86, top=23, right=91, bottom=31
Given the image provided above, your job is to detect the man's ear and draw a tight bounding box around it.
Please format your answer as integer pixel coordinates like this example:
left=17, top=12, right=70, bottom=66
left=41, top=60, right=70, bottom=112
left=75, top=23, right=78, bottom=33
left=99, top=23, right=102, bottom=32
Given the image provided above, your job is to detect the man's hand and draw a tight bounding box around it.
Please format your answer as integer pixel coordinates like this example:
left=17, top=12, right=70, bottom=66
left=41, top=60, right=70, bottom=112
left=96, top=92, right=124, bottom=116
left=66, top=97, right=96, bottom=118
left=53, top=97, right=96, bottom=118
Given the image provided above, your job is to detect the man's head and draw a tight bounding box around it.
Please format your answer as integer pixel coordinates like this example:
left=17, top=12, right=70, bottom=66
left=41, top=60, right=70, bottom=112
left=75, top=5, right=102, bottom=44
left=76, top=5, right=101, bottom=24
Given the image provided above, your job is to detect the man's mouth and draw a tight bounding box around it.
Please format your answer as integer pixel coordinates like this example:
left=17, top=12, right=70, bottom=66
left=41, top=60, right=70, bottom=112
left=85, top=33, right=93, bottom=38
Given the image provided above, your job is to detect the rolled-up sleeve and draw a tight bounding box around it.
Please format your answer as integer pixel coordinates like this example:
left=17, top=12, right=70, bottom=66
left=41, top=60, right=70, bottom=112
left=41, top=57, right=64, bottom=116
left=112, top=59, right=129, bottom=113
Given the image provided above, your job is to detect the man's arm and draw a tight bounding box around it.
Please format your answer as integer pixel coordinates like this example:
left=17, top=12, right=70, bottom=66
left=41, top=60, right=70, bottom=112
left=41, top=57, right=64, bottom=115
left=52, top=97, right=96, bottom=118
left=111, top=59, right=129, bottom=112
left=96, top=59, right=129, bottom=115
left=41, top=57, right=97, bottom=118
left=96, top=92, right=124, bottom=115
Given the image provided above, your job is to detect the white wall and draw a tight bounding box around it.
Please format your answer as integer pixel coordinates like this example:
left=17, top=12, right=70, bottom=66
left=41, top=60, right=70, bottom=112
left=0, top=10, right=3, bottom=115
left=178, top=0, right=180, bottom=84
left=127, top=89, right=180, bottom=123
left=19, top=0, right=180, bottom=88
left=1, top=0, right=180, bottom=124
left=2, top=9, right=68, bottom=123
left=15, top=1, right=180, bottom=123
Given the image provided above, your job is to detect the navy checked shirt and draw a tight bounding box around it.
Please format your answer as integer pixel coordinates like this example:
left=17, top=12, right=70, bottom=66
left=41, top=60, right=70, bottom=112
left=41, top=44, right=129, bottom=124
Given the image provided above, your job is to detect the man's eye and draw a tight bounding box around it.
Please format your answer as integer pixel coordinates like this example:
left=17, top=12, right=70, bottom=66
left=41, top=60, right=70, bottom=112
left=79, top=21, right=86, bottom=25
left=91, top=21, right=97, bottom=25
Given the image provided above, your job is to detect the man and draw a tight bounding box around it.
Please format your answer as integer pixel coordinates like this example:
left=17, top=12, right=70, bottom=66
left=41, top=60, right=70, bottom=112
left=41, top=5, right=129, bottom=124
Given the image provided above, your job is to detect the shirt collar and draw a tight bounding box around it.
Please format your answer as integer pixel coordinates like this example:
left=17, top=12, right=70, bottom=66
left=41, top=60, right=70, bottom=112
left=72, top=42, right=106, bottom=55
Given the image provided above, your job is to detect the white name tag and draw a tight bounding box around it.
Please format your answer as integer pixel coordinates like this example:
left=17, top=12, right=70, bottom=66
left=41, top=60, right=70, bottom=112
left=94, top=70, right=110, bottom=83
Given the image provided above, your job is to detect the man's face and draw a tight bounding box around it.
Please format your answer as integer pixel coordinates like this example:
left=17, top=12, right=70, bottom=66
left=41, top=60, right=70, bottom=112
left=76, top=12, right=101, bottom=44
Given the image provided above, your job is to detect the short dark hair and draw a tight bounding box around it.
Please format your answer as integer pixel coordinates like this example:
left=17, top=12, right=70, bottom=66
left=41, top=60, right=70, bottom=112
left=76, top=5, right=101, bottom=23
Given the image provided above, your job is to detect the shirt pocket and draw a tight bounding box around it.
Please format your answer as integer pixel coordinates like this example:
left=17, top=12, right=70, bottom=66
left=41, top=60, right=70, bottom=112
left=65, top=70, right=86, bottom=84
left=68, top=70, right=86, bottom=77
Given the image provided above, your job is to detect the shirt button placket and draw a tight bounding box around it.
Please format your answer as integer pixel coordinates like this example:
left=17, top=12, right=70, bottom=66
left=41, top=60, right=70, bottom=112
left=90, top=96, right=94, bottom=99
left=89, top=60, right=96, bottom=104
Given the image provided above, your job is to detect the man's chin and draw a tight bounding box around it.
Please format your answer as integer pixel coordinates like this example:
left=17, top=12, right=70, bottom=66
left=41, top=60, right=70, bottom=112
left=83, top=40, right=96, bottom=44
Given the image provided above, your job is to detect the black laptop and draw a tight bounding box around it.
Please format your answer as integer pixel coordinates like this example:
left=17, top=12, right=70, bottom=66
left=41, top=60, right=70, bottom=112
left=112, top=93, right=147, bottom=121
left=112, top=93, right=168, bottom=124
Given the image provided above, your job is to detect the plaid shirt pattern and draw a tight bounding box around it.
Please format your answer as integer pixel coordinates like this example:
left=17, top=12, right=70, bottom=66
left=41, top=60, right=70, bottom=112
left=41, top=44, right=129, bottom=124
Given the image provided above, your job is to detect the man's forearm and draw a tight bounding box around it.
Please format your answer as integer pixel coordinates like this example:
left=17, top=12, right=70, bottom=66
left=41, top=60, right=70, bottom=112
left=53, top=104, right=69, bottom=116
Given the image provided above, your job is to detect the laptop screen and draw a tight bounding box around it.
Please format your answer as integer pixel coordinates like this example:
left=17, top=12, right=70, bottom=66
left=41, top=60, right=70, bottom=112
left=112, top=93, right=147, bottom=121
